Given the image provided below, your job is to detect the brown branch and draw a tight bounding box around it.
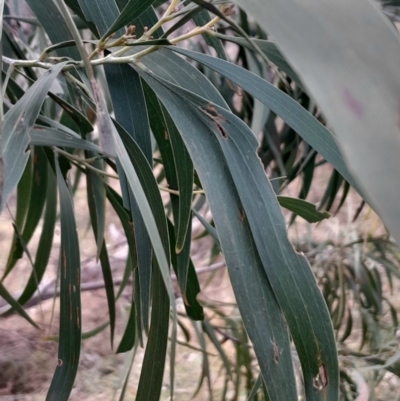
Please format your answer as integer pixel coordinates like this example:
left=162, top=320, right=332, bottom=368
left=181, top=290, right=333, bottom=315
left=0, top=261, right=226, bottom=313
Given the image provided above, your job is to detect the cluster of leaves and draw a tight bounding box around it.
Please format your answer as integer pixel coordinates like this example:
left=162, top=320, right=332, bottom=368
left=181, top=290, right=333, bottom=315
left=1, top=0, right=400, bottom=400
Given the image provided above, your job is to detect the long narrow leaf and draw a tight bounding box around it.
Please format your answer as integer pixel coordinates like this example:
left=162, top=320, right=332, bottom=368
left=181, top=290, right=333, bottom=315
left=47, top=156, right=81, bottom=401
left=170, top=47, right=362, bottom=197
left=140, top=73, right=298, bottom=400
left=1, top=62, right=67, bottom=210
left=143, top=72, right=339, bottom=400
left=231, top=0, right=400, bottom=246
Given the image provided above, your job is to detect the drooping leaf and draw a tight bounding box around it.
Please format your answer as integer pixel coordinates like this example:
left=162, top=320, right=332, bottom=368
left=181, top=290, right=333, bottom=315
left=170, top=47, right=361, bottom=197
left=3, top=147, right=49, bottom=279
left=141, top=73, right=298, bottom=400
left=2, top=155, right=32, bottom=278
left=213, top=33, right=302, bottom=86
left=47, top=156, right=81, bottom=401
left=85, top=157, right=116, bottom=346
left=0, top=280, right=39, bottom=328
left=231, top=0, right=400, bottom=247
left=111, top=120, right=175, bottom=321
left=114, top=119, right=171, bottom=333
left=1, top=62, right=67, bottom=211
left=144, top=72, right=339, bottom=400
left=106, top=65, right=153, bottom=333
left=135, top=261, right=169, bottom=401
left=144, top=81, right=193, bottom=264
left=167, top=219, right=204, bottom=321
left=15, top=166, right=57, bottom=308
left=117, top=301, right=136, bottom=353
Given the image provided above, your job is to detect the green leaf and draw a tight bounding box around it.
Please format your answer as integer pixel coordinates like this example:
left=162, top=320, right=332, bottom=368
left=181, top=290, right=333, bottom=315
left=106, top=186, right=137, bottom=299
left=213, top=33, right=302, bottom=86
left=146, top=74, right=339, bottom=400
left=0, top=280, right=39, bottom=328
left=15, top=166, right=57, bottom=308
left=64, top=0, right=99, bottom=33
left=3, top=156, right=33, bottom=278
left=141, top=74, right=298, bottom=400
left=140, top=48, right=229, bottom=110
left=107, top=66, right=153, bottom=334
left=111, top=121, right=176, bottom=325
left=247, top=374, right=263, bottom=401
left=117, top=301, right=136, bottom=353
left=3, top=147, right=49, bottom=279
left=30, top=126, right=102, bottom=153
left=192, top=207, right=220, bottom=246
left=170, top=47, right=361, bottom=197
left=25, top=0, right=80, bottom=60
left=84, top=0, right=156, bottom=334
left=143, top=82, right=193, bottom=262
left=167, top=219, right=204, bottom=321
left=77, top=0, right=122, bottom=36
left=46, top=92, right=93, bottom=136
left=184, top=1, right=227, bottom=60
left=114, top=119, right=170, bottom=334
left=277, top=196, right=331, bottom=223
left=47, top=156, right=81, bottom=401
left=1, top=62, right=67, bottom=211
left=135, top=261, right=169, bottom=401
left=231, top=0, right=400, bottom=247
left=130, top=5, right=163, bottom=38
left=162, top=109, right=194, bottom=253
left=103, top=0, right=157, bottom=39
left=202, top=320, right=232, bottom=380
left=85, top=158, right=116, bottom=346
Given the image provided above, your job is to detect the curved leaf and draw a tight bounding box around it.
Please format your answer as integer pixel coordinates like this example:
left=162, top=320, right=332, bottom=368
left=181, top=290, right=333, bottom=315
left=277, top=196, right=331, bottom=223
left=143, top=72, right=339, bottom=400
left=1, top=62, right=67, bottom=211
left=170, top=47, right=362, bottom=197
left=141, top=72, right=298, bottom=400
left=231, top=0, right=400, bottom=246
left=47, top=157, right=81, bottom=401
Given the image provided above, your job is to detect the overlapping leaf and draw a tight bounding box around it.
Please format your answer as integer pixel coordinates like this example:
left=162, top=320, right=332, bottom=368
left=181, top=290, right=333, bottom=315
left=140, top=71, right=298, bottom=400
left=1, top=62, right=67, bottom=211
left=139, top=67, right=339, bottom=400
left=231, top=0, right=400, bottom=246
left=170, top=47, right=361, bottom=197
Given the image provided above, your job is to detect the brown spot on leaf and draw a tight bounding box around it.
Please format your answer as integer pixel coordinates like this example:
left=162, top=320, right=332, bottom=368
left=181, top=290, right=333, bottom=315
left=215, top=122, right=228, bottom=139
left=313, top=363, right=328, bottom=390
left=271, top=339, right=279, bottom=364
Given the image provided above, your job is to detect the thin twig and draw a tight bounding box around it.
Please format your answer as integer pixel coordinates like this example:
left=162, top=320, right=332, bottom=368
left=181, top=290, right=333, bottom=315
left=0, top=262, right=226, bottom=312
